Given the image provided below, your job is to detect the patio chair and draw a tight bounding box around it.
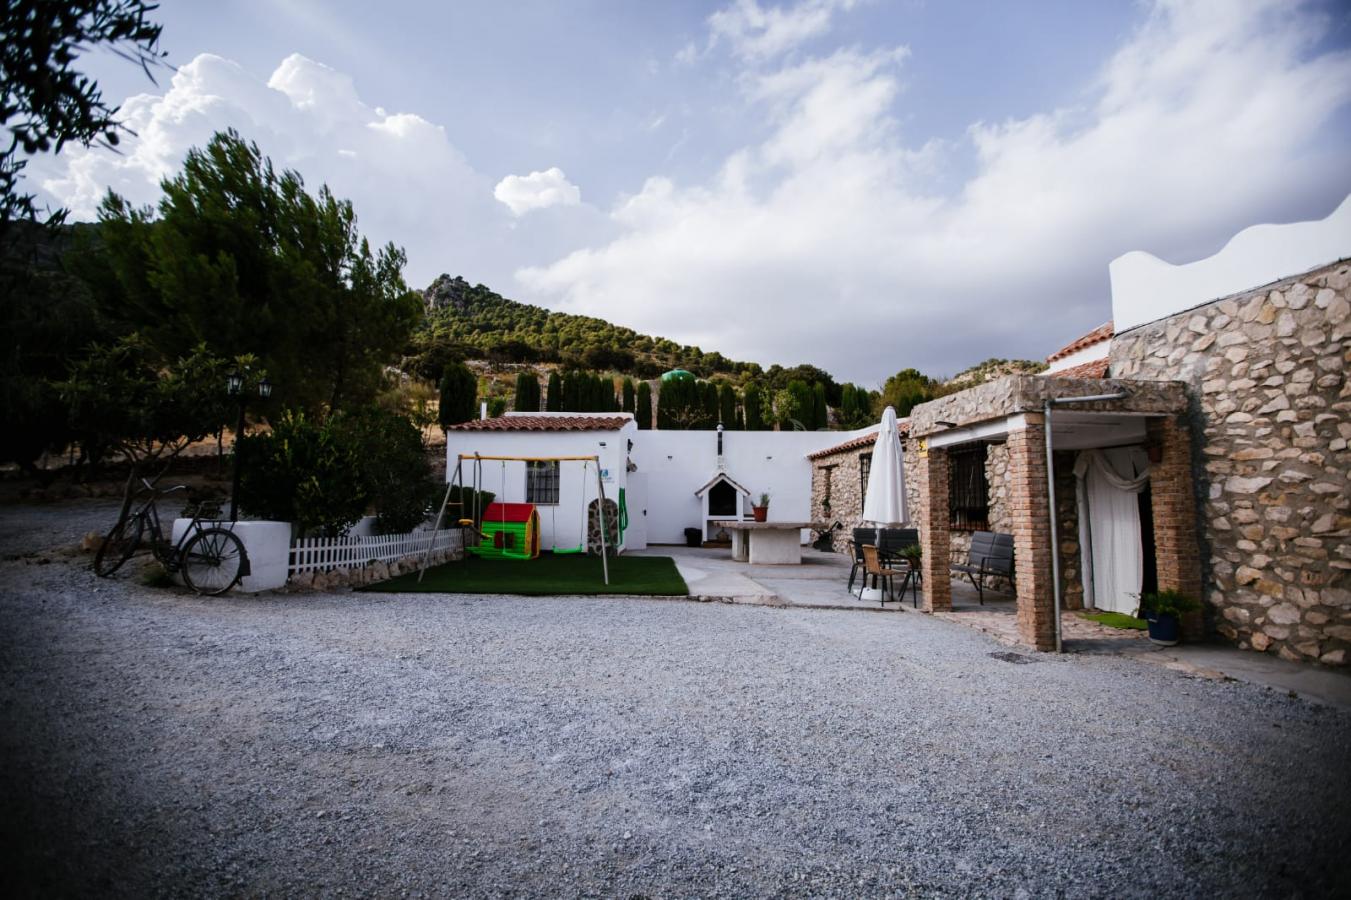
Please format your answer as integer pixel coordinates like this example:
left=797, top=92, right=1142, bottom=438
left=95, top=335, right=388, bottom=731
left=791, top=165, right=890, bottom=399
left=950, top=531, right=1014, bottom=604
left=860, top=544, right=909, bottom=607
left=846, top=528, right=875, bottom=593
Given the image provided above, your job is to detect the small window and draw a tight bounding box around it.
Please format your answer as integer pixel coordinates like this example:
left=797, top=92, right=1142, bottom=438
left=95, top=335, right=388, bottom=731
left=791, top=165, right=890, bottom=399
left=526, top=460, right=560, bottom=505
left=859, top=454, right=871, bottom=510
left=949, top=444, right=989, bottom=531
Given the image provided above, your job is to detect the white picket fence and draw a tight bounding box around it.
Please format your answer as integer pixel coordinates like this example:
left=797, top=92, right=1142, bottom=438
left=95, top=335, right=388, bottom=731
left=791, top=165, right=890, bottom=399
left=288, top=528, right=461, bottom=574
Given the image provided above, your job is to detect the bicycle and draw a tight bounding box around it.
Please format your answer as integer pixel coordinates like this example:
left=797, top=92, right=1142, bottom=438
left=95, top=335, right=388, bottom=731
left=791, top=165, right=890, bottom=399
left=93, top=478, right=250, bottom=596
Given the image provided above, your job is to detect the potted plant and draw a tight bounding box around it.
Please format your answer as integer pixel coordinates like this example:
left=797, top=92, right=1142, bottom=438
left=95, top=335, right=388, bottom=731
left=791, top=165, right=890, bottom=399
left=752, top=492, right=770, bottom=523
left=1135, top=589, right=1200, bottom=646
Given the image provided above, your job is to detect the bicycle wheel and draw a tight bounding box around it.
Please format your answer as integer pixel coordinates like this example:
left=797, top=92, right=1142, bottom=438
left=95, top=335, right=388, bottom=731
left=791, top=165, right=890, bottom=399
left=180, top=528, right=247, bottom=596
left=94, top=514, right=144, bottom=577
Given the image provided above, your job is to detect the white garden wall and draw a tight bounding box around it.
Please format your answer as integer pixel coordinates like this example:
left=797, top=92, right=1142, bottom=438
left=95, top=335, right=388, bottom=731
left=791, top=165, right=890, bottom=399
left=444, top=417, right=869, bottom=549
left=630, top=429, right=860, bottom=545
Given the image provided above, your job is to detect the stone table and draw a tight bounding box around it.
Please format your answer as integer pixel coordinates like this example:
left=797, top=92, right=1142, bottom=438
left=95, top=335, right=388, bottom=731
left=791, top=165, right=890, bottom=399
left=722, top=521, right=815, bottom=565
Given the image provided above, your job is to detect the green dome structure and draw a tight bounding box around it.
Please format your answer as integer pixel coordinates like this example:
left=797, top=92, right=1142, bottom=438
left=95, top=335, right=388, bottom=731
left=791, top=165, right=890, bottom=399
left=661, top=369, right=696, bottom=383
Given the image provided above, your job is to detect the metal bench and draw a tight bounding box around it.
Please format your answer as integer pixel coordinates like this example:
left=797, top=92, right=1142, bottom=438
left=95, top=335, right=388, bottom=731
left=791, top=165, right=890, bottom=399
left=950, top=531, right=1013, bottom=604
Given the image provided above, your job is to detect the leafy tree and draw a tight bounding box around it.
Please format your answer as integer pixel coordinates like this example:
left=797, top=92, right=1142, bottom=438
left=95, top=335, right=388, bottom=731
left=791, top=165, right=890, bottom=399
left=1, top=0, right=165, bottom=233
left=635, top=381, right=652, bottom=430
left=438, top=362, right=477, bottom=430
left=734, top=406, right=745, bottom=430
left=60, top=336, right=238, bottom=513
left=513, top=371, right=540, bottom=412
left=97, top=129, right=422, bottom=412
left=336, top=407, right=434, bottom=533
left=0, top=222, right=110, bottom=473
left=880, top=367, right=937, bottom=417
left=545, top=370, right=562, bottom=412
left=487, top=396, right=507, bottom=417
left=743, top=383, right=767, bottom=431
left=236, top=409, right=367, bottom=537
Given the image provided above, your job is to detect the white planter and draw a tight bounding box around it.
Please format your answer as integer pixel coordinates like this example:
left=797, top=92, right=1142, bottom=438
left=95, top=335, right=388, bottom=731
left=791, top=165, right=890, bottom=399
left=171, top=519, right=291, bottom=593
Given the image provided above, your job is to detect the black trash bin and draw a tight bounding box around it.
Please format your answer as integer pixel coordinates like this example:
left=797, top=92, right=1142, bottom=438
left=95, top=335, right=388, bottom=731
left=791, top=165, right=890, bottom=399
left=684, top=527, right=702, bottom=548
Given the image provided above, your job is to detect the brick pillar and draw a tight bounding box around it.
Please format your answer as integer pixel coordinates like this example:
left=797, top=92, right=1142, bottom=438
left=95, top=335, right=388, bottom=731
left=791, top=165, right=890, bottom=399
left=915, top=444, right=951, bottom=611
left=1147, top=415, right=1204, bottom=640
left=1006, top=418, right=1056, bottom=651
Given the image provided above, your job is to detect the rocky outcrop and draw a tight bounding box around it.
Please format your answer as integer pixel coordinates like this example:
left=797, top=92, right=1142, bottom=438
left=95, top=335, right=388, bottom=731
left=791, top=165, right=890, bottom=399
left=421, top=274, right=473, bottom=314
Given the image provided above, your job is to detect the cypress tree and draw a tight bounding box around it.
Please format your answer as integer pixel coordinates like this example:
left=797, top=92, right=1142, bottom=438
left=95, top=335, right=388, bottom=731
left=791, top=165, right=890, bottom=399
left=546, top=371, right=562, bottom=412
left=514, top=372, right=540, bottom=412
left=622, top=378, right=636, bottom=413
left=636, top=381, right=652, bottom=429
left=812, top=382, right=828, bottom=429
left=744, top=384, right=765, bottom=431
left=438, top=362, right=478, bottom=429
left=718, top=383, right=737, bottom=428
left=701, top=381, right=719, bottom=428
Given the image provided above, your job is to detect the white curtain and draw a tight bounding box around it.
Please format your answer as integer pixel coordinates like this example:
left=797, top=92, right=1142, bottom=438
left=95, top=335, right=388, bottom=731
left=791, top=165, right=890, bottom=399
left=1075, top=447, right=1150, bottom=614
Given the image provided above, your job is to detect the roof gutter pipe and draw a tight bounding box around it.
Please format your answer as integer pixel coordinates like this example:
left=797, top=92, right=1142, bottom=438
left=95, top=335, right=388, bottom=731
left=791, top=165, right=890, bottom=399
left=1043, top=391, right=1128, bottom=652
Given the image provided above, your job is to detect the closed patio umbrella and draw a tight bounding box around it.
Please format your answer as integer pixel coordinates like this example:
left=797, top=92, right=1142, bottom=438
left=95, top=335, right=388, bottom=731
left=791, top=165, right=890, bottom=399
left=860, top=406, right=908, bottom=600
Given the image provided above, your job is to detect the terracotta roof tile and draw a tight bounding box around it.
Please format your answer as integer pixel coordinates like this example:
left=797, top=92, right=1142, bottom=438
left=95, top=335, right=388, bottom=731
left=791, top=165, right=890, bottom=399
left=447, top=415, right=631, bottom=432
left=806, top=422, right=910, bottom=460
left=1047, top=321, right=1114, bottom=363
left=1053, top=358, right=1111, bottom=379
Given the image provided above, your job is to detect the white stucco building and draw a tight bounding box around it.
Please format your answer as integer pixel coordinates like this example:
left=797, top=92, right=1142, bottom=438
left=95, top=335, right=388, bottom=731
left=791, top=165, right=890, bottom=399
left=444, top=412, right=873, bottom=551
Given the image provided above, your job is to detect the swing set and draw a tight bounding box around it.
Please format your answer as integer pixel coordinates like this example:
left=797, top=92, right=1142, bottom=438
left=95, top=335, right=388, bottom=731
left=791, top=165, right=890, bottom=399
left=419, top=454, right=614, bottom=585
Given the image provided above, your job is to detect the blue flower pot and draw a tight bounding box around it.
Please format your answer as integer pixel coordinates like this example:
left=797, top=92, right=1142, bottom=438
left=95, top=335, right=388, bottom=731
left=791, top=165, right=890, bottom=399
left=1145, top=612, right=1180, bottom=646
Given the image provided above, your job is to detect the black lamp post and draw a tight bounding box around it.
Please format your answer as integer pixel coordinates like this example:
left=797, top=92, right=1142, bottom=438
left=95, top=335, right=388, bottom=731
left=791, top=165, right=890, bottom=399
left=227, top=371, right=272, bottom=522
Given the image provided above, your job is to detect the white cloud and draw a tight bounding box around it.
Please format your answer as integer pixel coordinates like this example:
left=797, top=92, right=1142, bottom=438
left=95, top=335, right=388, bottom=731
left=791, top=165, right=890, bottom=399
left=708, top=0, right=859, bottom=61
left=518, top=0, right=1351, bottom=381
left=32, top=52, right=609, bottom=291
left=493, top=167, right=583, bottom=216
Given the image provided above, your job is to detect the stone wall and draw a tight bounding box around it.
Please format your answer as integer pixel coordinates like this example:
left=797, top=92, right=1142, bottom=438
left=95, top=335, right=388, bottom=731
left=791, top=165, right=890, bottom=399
left=1110, top=259, right=1350, bottom=666
left=810, top=445, right=921, bottom=553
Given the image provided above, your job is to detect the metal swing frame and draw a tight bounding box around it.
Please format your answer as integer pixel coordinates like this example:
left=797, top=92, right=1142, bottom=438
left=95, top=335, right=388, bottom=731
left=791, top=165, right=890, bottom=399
left=418, top=453, right=611, bottom=585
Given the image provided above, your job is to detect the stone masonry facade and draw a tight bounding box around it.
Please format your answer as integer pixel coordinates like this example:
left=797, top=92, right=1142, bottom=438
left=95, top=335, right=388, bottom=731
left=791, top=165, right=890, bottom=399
left=1110, top=259, right=1350, bottom=666
left=810, top=445, right=921, bottom=554
left=809, top=438, right=1008, bottom=581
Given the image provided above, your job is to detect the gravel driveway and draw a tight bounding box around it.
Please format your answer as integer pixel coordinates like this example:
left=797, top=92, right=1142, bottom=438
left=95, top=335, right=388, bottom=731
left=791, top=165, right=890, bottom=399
left=2, top=500, right=1349, bottom=898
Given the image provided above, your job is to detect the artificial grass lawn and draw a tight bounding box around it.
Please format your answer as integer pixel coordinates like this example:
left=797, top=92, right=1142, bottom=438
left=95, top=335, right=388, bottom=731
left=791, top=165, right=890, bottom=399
left=1078, top=610, right=1148, bottom=630
left=364, top=551, right=689, bottom=596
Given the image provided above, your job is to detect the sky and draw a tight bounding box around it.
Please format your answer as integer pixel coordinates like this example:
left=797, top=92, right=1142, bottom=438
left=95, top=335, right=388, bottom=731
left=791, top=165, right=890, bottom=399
left=28, top=0, right=1351, bottom=384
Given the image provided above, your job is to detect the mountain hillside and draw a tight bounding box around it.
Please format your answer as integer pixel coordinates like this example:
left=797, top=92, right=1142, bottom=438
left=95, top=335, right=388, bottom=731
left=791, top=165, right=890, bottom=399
left=415, top=275, right=760, bottom=380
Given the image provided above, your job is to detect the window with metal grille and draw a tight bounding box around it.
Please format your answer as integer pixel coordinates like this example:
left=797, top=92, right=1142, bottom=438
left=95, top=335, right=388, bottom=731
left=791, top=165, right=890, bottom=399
left=949, top=444, right=989, bottom=531
left=859, top=454, right=871, bottom=511
left=526, top=460, right=560, bottom=505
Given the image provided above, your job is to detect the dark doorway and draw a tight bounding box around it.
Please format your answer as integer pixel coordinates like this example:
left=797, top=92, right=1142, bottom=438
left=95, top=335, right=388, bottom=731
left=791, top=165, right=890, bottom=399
left=708, top=481, right=737, bottom=517
left=1138, top=484, right=1158, bottom=596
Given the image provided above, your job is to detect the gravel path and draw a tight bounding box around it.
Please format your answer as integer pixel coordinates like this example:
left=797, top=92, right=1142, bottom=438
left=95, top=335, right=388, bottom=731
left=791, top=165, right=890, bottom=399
left=2, top=500, right=1349, bottom=898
